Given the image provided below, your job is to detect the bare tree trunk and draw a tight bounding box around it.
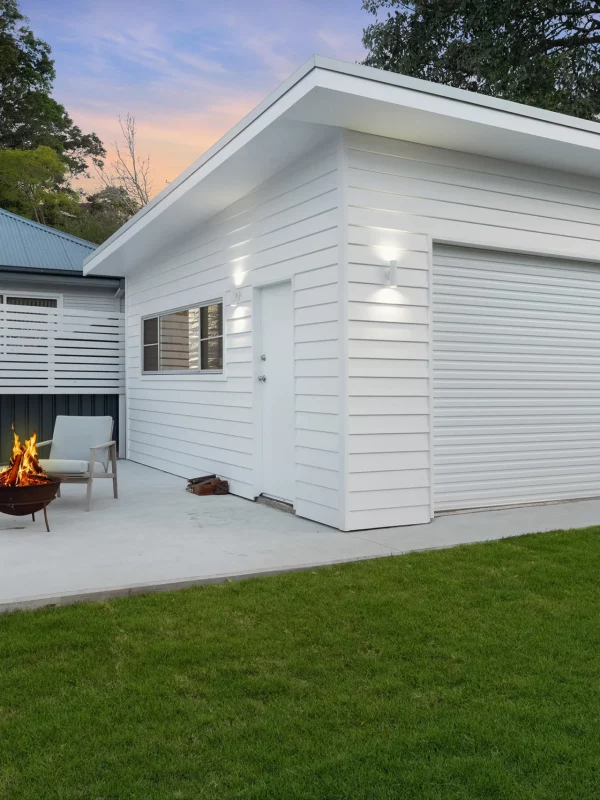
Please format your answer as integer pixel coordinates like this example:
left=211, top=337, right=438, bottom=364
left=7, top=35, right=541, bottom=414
left=96, top=113, right=152, bottom=209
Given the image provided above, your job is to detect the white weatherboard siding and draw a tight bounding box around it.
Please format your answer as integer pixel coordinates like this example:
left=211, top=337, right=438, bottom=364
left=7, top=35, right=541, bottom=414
left=433, top=246, right=600, bottom=510
left=125, top=138, right=342, bottom=527
left=343, top=130, right=600, bottom=525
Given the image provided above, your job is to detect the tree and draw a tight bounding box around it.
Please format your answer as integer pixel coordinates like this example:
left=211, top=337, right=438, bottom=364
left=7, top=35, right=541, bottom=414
left=0, top=0, right=105, bottom=174
left=362, top=0, right=600, bottom=119
left=0, top=145, right=79, bottom=225
left=97, top=114, right=152, bottom=208
left=63, top=186, right=139, bottom=245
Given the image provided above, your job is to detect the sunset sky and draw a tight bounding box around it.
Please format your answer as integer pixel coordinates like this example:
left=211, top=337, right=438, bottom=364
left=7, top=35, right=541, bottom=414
left=21, top=0, right=368, bottom=196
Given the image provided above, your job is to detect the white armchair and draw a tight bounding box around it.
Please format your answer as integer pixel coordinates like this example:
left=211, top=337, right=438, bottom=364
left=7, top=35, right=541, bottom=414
left=38, top=416, right=118, bottom=511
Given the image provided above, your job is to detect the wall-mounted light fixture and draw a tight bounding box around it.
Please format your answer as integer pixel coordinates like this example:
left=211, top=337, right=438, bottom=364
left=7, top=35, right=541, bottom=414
left=387, top=259, right=398, bottom=288
left=226, top=288, right=242, bottom=307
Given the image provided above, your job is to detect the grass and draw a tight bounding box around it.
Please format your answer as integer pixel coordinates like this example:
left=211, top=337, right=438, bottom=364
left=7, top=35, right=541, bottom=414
left=1, top=528, right=600, bottom=799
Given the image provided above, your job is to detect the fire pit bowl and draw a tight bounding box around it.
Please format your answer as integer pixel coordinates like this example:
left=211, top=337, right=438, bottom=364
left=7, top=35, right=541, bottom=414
left=0, top=480, right=61, bottom=531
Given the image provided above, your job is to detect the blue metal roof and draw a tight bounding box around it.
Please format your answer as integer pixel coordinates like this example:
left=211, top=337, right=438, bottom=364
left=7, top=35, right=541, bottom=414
left=0, top=208, right=96, bottom=272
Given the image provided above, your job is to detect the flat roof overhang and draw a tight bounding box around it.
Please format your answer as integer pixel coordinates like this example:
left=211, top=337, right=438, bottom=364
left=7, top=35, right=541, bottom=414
left=85, top=56, right=600, bottom=277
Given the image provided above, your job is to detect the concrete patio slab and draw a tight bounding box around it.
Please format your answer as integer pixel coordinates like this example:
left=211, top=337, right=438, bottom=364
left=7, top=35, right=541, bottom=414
left=1, top=460, right=599, bottom=611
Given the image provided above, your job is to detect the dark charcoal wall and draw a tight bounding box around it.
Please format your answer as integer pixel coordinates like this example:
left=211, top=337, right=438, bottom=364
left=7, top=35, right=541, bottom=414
left=0, top=395, right=120, bottom=463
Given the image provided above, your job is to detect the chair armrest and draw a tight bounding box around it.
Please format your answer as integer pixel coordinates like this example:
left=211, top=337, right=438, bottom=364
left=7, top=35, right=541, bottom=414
left=37, top=439, right=52, bottom=448
left=89, top=440, right=117, bottom=451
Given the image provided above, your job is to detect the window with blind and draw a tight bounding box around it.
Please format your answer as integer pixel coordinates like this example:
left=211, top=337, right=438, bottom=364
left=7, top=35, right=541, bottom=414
left=142, top=302, right=223, bottom=373
left=0, top=295, right=58, bottom=307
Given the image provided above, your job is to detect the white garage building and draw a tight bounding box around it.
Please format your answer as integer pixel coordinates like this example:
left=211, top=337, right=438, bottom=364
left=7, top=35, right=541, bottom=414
left=85, top=57, right=600, bottom=531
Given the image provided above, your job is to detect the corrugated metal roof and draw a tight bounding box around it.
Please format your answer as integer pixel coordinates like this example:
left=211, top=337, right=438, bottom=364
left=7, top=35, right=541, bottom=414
left=0, top=208, right=96, bottom=272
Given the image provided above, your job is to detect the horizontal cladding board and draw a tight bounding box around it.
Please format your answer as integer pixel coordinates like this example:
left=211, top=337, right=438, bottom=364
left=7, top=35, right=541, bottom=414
left=348, top=246, right=429, bottom=271
left=295, top=358, right=339, bottom=377
left=296, top=463, right=339, bottom=491
left=294, top=283, right=338, bottom=307
left=349, top=320, right=429, bottom=343
left=128, top=397, right=253, bottom=423
left=348, top=283, right=428, bottom=307
left=293, top=264, right=338, bottom=291
left=349, top=377, right=429, bottom=396
left=347, top=226, right=430, bottom=252
left=130, top=429, right=253, bottom=468
left=349, top=430, right=430, bottom=452
left=348, top=263, right=429, bottom=288
left=296, top=429, right=339, bottom=452
left=349, top=415, right=430, bottom=435
left=348, top=165, right=600, bottom=228
left=296, top=395, right=339, bottom=414
left=349, top=207, right=598, bottom=260
left=129, top=420, right=253, bottom=454
left=348, top=302, right=429, bottom=325
left=348, top=358, right=429, bottom=378
left=349, top=186, right=600, bottom=242
left=346, top=505, right=430, bottom=530
left=296, top=377, right=339, bottom=396
left=296, top=481, right=339, bottom=510
left=295, top=498, right=340, bottom=528
left=296, top=411, right=339, bottom=434
left=350, top=450, right=430, bottom=473
left=295, top=341, right=339, bottom=360
left=131, top=408, right=252, bottom=438
left=349, top=396, right=429, bottom=416
left=433, top=244, right=600, bottom=511
left=348, top=469, right=430, bottom=492
left=294, top=303, right=338, bottom=326
left=345, top=130, right=600, bottom=198
left=349, top=340, right=429, bottom=360
left=296, top=446, right=339, bottom=472
left=348, top=487, right=429, bottom=511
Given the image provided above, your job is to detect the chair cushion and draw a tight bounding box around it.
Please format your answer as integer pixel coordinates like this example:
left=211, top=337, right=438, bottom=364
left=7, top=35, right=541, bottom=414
left=39, top=459, right=106, bottom=476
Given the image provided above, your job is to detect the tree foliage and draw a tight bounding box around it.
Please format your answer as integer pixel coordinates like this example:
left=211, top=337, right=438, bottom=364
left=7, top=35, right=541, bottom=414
left=63, top=187, right=139, bottom=245
left=0, top=145, right=79, bottom=225
left=0, top=0, right=105, bottom=174
left=362, top=0, right=600, bottom=119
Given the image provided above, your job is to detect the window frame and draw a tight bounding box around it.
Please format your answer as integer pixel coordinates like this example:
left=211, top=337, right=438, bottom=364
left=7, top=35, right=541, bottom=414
left=141, top=299, right=224, bottom=376
left=0, top=291, right=63, bottom=308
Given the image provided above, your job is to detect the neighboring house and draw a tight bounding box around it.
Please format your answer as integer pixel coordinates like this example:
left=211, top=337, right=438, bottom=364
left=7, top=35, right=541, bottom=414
left=0, top=209, right=125, bottom=461
left=85, top=56, right=600, bottom=532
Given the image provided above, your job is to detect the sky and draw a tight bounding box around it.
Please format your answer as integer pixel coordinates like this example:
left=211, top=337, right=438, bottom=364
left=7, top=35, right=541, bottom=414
left=21, top=0, right=369, bottom=196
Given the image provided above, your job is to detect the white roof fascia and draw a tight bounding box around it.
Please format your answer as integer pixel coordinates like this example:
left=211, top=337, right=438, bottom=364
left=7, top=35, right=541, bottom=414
left=85, top=56, right=600, bottom=276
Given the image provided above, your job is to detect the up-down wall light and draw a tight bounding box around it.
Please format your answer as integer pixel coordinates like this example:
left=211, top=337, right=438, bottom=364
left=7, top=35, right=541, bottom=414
left=387, top=259, right=398, bottom=288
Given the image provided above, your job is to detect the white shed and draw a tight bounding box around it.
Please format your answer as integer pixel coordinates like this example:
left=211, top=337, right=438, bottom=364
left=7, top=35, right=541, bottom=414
left=84, top=57, right=600, bottom=531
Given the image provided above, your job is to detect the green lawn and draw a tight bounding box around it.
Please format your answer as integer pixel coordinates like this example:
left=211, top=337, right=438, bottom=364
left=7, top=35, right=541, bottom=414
left=1, top=528, right=600, bottom=799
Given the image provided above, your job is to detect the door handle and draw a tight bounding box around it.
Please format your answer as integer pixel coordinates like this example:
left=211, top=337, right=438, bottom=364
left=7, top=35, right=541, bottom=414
left=258, top=375, right=267, bottom=382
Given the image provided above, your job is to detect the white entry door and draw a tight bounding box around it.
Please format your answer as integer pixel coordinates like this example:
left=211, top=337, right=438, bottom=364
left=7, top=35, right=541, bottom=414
left=259, top=281, right=294, bottom=503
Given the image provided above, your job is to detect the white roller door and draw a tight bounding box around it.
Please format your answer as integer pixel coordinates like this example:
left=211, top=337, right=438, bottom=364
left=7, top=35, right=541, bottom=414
left=433, top=245, right=600, bottom=511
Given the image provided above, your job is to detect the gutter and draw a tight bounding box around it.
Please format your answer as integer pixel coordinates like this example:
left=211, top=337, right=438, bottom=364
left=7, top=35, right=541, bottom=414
left=0, top=265, right=121, bottom=288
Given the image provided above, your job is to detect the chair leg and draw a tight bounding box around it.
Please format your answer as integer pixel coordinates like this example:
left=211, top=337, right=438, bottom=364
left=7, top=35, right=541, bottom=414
left=56, top=485, right=61, bottom=498
left=111, top=444, right=118, bottom=500
left=86, top=476, right=94, bottom=511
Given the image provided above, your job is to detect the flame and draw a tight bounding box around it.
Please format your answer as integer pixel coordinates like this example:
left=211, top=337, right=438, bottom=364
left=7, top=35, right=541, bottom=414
left=0, top=431, right=51, bottom=487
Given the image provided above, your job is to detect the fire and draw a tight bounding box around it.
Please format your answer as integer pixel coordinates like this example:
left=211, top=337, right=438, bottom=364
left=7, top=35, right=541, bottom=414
left=0, top=431, right=51, bottom=487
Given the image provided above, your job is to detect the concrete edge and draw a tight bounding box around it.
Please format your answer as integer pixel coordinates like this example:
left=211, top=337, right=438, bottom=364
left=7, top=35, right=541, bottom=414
left=0, top=551, right=395, bottom=614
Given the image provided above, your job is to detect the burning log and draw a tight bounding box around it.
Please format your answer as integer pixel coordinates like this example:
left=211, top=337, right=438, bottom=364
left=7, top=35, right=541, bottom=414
left=0, top=431, right=51, bottom=487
